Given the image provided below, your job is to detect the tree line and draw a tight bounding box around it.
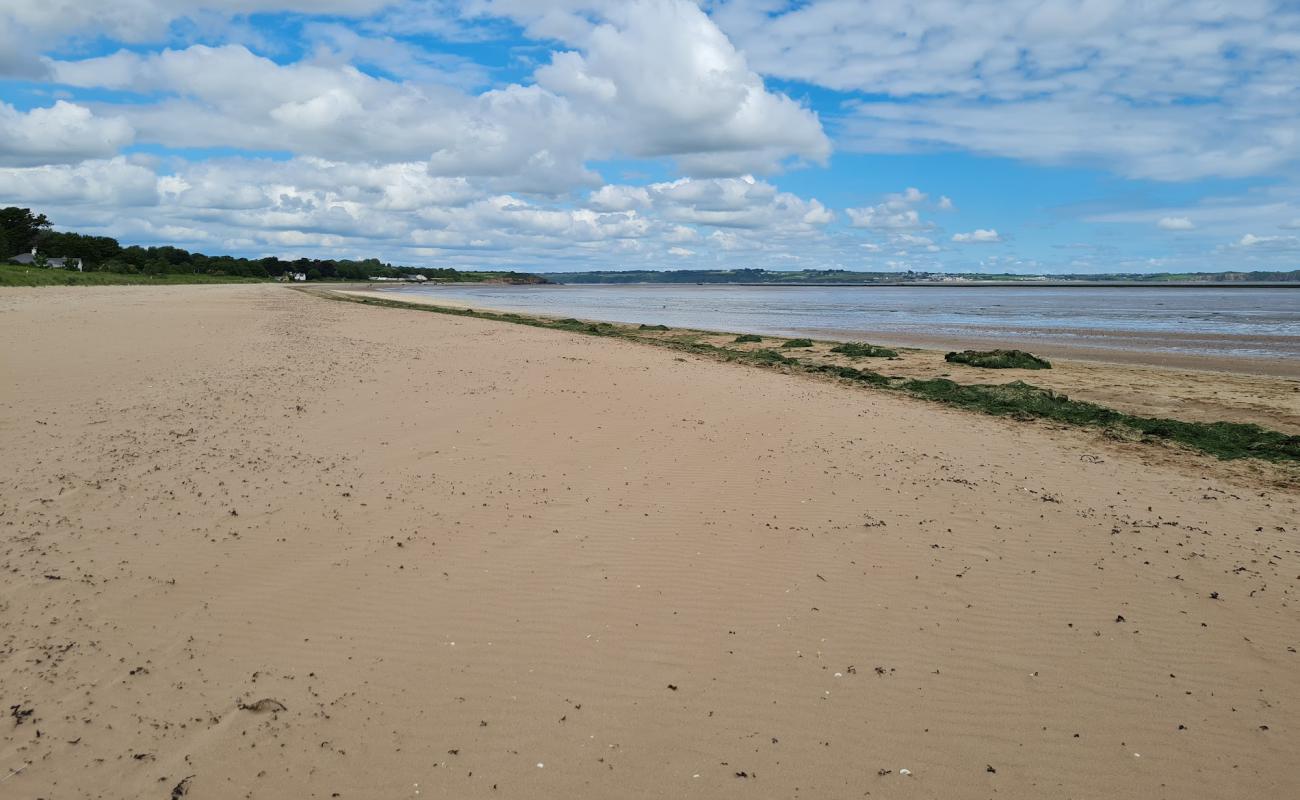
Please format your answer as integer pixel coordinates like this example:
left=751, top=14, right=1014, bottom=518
left=1, top=207, right=545, bottom=283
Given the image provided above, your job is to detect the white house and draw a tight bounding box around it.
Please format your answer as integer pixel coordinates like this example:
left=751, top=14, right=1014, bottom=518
left=9, top=248, right=83, bottom=271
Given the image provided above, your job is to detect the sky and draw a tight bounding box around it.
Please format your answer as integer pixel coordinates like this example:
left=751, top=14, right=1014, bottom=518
left=1, top=0, right=1298, bottom=274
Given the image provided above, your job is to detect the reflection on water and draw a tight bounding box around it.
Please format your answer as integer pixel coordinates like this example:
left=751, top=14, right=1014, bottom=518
left=392, top=284, right=1300, bottom=361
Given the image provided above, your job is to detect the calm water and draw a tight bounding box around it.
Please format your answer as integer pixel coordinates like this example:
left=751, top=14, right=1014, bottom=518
left=391, top=284, right=1300, bottom=363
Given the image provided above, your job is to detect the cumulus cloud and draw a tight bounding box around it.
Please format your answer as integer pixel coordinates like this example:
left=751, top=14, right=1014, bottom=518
left=45, top=2, right=827, bottom=192
left=533, top=0, right=829, bottom=173
left=0, top=157, right=159, bottom=206
left=952, top=229, right=1002, bottom=243
left=6, top=154, right=844, bottom=270
left=0, top=102, right=134, bottom=167
left=1157, top=216, right=1195, bottom=231
left=845, top=187, right=929, bottom=230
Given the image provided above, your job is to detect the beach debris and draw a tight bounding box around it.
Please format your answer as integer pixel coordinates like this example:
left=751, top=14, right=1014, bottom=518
left=171, top=775, right=195, bottom=799
left=986, top=765, right=997, bottom=773
left=899, top=768, right=912, bottom=776
left=10, top=704, right=34, bottom=725
left=1115, top=615, right=1126, bottom=623
left=877, top=769, right=891, bottom=776
left=237, top=698, right=287, bottom=713
left=667, top=684, right=678, bottom=691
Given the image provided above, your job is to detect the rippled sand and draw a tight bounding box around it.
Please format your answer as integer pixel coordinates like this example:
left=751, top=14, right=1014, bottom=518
left=2, top=284, right=1297, bottom=799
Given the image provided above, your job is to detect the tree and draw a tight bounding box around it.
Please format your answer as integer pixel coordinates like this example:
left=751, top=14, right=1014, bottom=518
left=39, top=231, right=122, bottom=269
left=0, top=207, right=51, bottom=255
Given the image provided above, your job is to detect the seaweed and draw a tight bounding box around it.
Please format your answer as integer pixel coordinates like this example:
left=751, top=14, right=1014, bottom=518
left=829, top=341, right=899, bottom=358
left=944, top=349, right=1052, bottom=369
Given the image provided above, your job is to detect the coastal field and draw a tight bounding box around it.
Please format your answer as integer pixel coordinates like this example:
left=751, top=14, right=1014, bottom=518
left=2, top=284, right=1297, bottom=799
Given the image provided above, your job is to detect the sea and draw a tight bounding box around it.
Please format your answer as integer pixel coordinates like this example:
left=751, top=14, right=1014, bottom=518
left=389, top=284, right=1300, bottom=367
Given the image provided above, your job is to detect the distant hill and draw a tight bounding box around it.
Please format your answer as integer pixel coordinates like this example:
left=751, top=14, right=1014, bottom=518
left=543, top=268, right=1300, bottom=285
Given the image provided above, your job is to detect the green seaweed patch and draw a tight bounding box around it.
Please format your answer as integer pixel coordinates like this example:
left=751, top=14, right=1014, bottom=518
left=639, top=323, right=671, bottom=331
left=945, top=349, right=1052, bottom=369
left=782, top=338, right=815, bottom=348
left=733, top=334, right=763, bottom=343
left=900, top=379, right=1300, bottom=461
left=747, top=348, right=798, bottom=364
left=829, top=341, right=899, bottom=358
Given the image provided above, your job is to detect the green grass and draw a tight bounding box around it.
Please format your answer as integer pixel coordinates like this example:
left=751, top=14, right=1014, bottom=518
left=829, top=341, right=900, bottom=358
left=733, top=334, right=763, bottom=343
left=0, top=264, right=268, bottom=287
left=782, top=338, right=814, bottom=348
left=318, top=290, right=1300, bottom=464
left=945, top=349, right=1052, bottom=369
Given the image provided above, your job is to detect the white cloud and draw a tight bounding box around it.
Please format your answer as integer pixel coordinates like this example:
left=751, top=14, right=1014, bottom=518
left=2, top=154, right=846, bottom=270
left=644, top=175, right=832, bottom=231
left=845, top=187, right=929, bottom=230
left=952, top=229, right=1002, bottom=243
left=45, top=1, right=829, bottom=193
left=1, top=1, right=397, bottom=44
left=0, top=101, right=134, bottom=166
left=1157, top=216, right=1195, bottom=231
left=716, top=1, right=1300, bottom=181
left=0, top=157, right=159, bottom=206
left=531, top=0, right=829, bottom=173
left=1235, top=233, right=1300, bottom=251
left=588, top=184, right=651, bottom=212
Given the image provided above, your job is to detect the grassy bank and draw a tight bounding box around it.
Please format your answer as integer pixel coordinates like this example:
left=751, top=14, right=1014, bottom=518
left=317, top=289, right=1300, bottom=465
left=0, top=264, right=270, bottom=287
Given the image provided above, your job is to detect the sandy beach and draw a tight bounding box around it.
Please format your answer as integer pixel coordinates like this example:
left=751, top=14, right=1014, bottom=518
left=2, top=283, right=1298, bottom=799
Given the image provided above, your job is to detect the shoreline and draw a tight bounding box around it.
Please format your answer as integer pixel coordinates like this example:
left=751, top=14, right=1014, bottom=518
left=378, top=285, right=1300, bottom=379
left=552, top=280, right=1300, bottom=288
left=336, top=287, right=1300, bottom=441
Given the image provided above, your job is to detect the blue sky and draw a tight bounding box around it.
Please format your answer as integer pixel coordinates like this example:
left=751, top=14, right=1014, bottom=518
left=1, top=0, right=1298, bottom=273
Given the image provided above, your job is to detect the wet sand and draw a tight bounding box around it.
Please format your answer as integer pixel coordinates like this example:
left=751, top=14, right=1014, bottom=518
left=384, top=284, right=1300, bottom=378
left=2, top=283, right=1298, bottom=799
left=803, top=327, right=1300, bottom=379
